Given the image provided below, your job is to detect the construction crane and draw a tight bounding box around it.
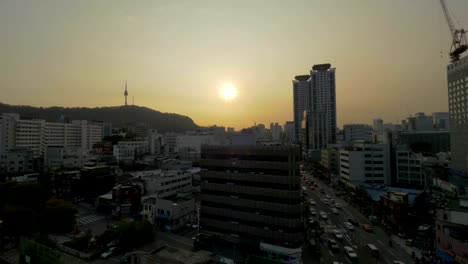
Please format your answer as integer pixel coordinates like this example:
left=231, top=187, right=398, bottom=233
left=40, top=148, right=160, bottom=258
left=439, top=0, right=467, bottom=62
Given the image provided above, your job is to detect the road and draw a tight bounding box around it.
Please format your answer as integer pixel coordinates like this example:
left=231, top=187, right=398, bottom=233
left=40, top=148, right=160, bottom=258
left=302, top=170, right=414, bottom=264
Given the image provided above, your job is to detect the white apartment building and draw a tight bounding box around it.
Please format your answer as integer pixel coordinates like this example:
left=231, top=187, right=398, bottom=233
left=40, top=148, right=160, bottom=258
left=340, top=142, right=391, bottom=186
left=0, top=113, right=103, bottom=157
left=113, top=141, right=148, bottom=163
left=131, top=169, right=192, bottom=198
left=343, top=124, right=372, bottom=145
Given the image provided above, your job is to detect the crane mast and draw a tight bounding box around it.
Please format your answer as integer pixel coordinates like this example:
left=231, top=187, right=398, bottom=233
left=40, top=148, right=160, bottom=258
left=439, top=0, right=467, bottom=62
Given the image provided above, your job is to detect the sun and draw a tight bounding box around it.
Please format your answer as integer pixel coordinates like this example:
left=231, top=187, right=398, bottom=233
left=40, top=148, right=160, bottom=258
left=219, top=82, right=237, bottom=101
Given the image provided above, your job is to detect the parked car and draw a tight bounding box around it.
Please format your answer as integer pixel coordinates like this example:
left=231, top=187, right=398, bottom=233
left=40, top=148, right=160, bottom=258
left=334, top=203, right=342, bottom=209
left=344, top=246, right=358, bottom=262
left=101, top=247, right=118, bottom=259
left=320, top=212, right=328, bottom=220
left=362, top=224, right=373, bottom=233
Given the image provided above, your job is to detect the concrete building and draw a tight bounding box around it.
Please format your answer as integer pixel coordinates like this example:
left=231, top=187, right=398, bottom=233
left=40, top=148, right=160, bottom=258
left=0, top=113, right=102, bottom=158
left=45, top=146, right=86, bottom=170
left=343, top=124, right=372, bottom=145
left=404, top=112, right=434, bottom=131
left=142, top=194, right=195, bottom=231
left=113, top=141, right=148, bottom=164
left=433, top=112, right=450, bottom=131
left=339, top=142, right=391, bottom=186
left=200, top=145, right=302, bottom=261
left=130, top=169, right=192, bottom=198
left=447, top=55, right=468, bottom=174
left=163, top=133, right=179, bottom=155
left=0, top=148, right=34, bottom=176
left=435, top=200, right=468, bottom=264
left=380, top=191, right=409, bottom=233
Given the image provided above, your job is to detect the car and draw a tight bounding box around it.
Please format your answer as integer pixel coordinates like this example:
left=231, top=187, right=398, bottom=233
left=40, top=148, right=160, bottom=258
left=302, top=186, right=307, bottom=191
left=322, top=199, right=329, bottom=204
left=327, top=239, right=339, bottom=251
left=101, top=247, right=117, bottom=259
left=393, top=261, right=405, bottom=264
left=405, top=239, right=414, bottom=246
left=366, top=243, right=380, bottom=257
left=320, top=212, right=328, bottom=220
left=120, top=252, right=136, bottom=264
left=309, top=210, right=317, bottom=217
left=332, top=208, right=339, bottom=215
left=344, top=246, right=358, bottom=262
left=325, top=194, right=331, bottom=199
left=334, top=203, right=342, bottom=209
left=344, top=222, right=355, bottom=231
left=362, top=224, right=373, bottom=233
left=348, top=218, right=359, bottom=226
left=309, top=199, right=316, bottom=206
left=333, top=230, right=343, bottom=240
left=319, top=189, right=325, bottom=194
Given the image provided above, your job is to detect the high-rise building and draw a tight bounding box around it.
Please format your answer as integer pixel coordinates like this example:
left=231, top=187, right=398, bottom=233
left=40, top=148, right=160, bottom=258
left=447, top=55, right=468, bottom=173
left=373, top=118, right=384, bottom=132
left=200, top=145, right=302, bottom=260
left=309, top=64, right=337, bottom=149
left=293, top=75, right=311, bottom=143
left=293, top=64, right=337, bottom=149
left=269, top=122, right=282, bottom=141
left=432, top=112, right=450, bottom=130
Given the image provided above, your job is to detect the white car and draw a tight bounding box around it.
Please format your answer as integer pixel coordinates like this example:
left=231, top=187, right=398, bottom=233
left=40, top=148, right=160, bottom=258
left=101, top=247, right=117, bottom=259
left=320, top=212, right=328, bottom=220
left=333, top=230, right=343, bottom=240
left=334, top=203, right=342, bottom=209
left=344, top=246, right=358, bottom=260
left=344, top=222, right=355, bottom=231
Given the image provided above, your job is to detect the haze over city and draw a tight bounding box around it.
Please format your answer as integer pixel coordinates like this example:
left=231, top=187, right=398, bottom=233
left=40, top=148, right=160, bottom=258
left=2, top=0, right=468, bottom=129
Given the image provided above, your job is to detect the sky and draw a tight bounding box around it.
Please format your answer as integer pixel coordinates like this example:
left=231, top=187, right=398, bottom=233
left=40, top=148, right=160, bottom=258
left=1, top=0, right=468, bottom=130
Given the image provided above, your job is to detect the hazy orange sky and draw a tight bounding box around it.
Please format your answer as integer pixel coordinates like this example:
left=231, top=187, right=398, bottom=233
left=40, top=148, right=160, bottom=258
left=1, top=0, right=468, bottom=130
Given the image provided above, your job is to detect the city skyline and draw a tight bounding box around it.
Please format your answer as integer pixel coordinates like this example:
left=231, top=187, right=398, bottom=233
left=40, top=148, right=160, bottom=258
left=2, top=0, right=468, bottom=130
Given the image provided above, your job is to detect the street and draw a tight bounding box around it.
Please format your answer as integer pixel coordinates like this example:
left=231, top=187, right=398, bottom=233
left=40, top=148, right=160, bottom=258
left=302, top=170, right=414, bottom=264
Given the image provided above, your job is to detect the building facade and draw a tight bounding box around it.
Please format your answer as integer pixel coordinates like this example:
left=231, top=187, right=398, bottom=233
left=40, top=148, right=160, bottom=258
left=343, top=124, right=372, bottom=145
left=0, top=148, right=34, bottom=176
left=447, top=55, right=468, bottom=174
left=200, top=145, right=302, bottom=260
left=340, top=142, right=391, bottom=186
left=293, top=75, right=311, bottom=143
left=0, top=113, right=102, bottom=158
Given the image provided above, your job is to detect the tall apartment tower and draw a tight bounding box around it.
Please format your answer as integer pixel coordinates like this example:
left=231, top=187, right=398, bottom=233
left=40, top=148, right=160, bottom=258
left=292, top=64, right=337, bottom=149
left=447, top=55, right=468, bottom=173
left=309, top=64, right=337, bottom=149
left=200, top=145, right=302, bottom=260
left=293, top=75, right=311, bottom=142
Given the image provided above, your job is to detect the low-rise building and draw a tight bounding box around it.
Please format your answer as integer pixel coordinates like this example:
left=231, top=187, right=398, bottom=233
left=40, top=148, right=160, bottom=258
left=380, top=191, right=409, bottom=233
left=131, top=169, right=192, bottom=198
left=435, top=199, right=468, bottom=264
left=45, top=146, right=86, bottom=170
left=343, top=124, right=372, bottom=145
left=112, top=184, right=142, bottom=217
left=320, top=147, right=340, bottom=182
left=0, top=148, right=34, bottom=177
left=142, top=193, right=195, bottom=231
left=113, top=141, right=148, bottom=164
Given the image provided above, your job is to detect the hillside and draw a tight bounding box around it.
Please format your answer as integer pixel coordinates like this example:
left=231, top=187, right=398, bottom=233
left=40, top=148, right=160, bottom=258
left=0, top=103, right=198, bottom=133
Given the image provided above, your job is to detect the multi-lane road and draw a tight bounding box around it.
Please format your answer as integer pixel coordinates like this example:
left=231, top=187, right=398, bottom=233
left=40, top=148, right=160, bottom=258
left=301, top=170, right=414, bottom=264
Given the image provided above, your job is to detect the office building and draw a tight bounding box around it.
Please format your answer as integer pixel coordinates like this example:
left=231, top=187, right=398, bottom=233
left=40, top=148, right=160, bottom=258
left=340, top=142, right=391, bottom=186
left=284, top=121, right=295, bottom=144
left=343, top=124, right=372, bottom=145
left=200, top=145, right=302, bottom=260
left=447, top=55, right=468, bottom=173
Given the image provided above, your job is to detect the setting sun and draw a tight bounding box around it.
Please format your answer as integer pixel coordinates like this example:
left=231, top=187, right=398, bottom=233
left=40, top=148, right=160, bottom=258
left=219, top=82, right=237, bottom=101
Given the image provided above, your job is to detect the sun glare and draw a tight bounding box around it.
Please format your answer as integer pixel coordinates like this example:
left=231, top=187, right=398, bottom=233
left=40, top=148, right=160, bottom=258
left=220, top=82, right=237, bottom=101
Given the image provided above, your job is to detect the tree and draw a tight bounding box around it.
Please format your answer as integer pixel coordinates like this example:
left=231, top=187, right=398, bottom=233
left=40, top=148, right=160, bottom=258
left=40, top=199, right=78, bottom=233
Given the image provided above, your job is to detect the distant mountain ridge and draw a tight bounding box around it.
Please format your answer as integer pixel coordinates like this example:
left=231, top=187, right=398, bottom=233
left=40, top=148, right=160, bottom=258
left=0, top=103, right=198, bottom=133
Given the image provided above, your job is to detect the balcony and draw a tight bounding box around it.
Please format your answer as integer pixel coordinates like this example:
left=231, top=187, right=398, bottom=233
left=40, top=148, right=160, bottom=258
left=202, top=206, right=302, bottom=228
left=201, top=182, right=300, bottom=199
left=200, top=194, right=301, bottom=213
